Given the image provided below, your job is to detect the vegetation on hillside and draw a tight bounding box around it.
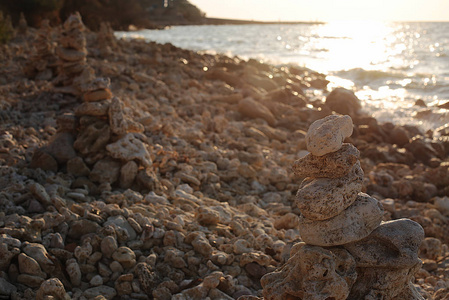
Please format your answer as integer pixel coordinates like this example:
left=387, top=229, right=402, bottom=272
left=0, top=0, right=205, bottom=30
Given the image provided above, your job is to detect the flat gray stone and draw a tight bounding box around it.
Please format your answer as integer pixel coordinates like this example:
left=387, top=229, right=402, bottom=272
left=296, top=161, right=363, bottom=220
left=299, top=193, right=384, bottom=246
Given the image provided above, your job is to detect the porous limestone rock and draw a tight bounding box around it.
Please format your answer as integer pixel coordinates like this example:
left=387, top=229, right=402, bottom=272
left=75, top=100, right=111, bottom=117
left=0, top=236, right=20, bottom=270
left=73, top=119, right=110, bottom=156
left=36, top=278, right=70, bottom=300
left=325, top=87, right=362, bottom=117
left=292, top=143, right=360, bottom=178
left=18, top=253, right=46, bottom=278
left=261, top=242, right=357, bottom=300
left=344, top=219, right=425, bottom=297
left=22, top=242, right=55, bottom=274
left=25, top=19, right=57, bottom=80
left=347, top=264, right=423, bottom=300
left=106, top=133, right=152, bottom=168
left=108, top=97, right=144, bottom=135
left=298, top=193, right=384, bottom=246
left=55, top=12, right=88, bottom=91
left=306, top=114, right=353, bottom=156
left=89, top=157, right=121, bottom=184
left=344, top=219, right=424, bottom=269
left=296, top=161, right=364, bottom=220
left=238, top=97, right=276, bottom=126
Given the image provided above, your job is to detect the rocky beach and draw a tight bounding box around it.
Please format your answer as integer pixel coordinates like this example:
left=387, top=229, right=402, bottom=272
left=1, top=14, right=449, bottom=300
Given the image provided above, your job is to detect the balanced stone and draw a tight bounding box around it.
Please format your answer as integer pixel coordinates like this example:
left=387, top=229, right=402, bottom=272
left=261, top=243, right=357, bottom=300
left=347, top=264, right=423, bottom=300
left=296, top=161, right=363, bottom=220
left=298, top=193, right=384, bottom=246
left=292, top=143, right=360, bottom=178
left=306, top=114, right=353, bottom=156
left=343, top=218, right=424, bottom=269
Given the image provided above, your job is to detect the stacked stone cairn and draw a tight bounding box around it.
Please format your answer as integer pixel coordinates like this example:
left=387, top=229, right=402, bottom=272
left=260, top=115, right=425, bottom=300
left=17, top=12, right=28, bottom=35
left=24, top=19, right=57, bottom=81
left=97, top=22, right=118, bottom=56
left=31, top=13, right=151, bottom=194
left=54, top=12, right=89, bottom=95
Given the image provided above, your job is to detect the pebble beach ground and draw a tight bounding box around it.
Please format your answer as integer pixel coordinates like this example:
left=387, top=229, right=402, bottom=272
left=1, top=23, right=449, bottom=299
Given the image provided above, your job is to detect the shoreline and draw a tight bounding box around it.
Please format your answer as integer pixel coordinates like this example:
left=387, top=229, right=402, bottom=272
left=140, top=17, right=325, bottom=30
left=0, top=23, right=448, bottom=299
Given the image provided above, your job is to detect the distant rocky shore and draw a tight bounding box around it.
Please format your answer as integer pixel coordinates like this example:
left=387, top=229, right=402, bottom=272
left=0, top=15, right=448, bottom=300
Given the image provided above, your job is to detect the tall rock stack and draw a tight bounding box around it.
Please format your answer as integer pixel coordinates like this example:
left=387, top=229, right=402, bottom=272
left=54, top=12, right=89, bottom=95
left=24, top=19, right=57, bottom=80
left=17, top=12, right=28, bottom=35
left=97, top=22, right=118, bottom=56
left=261, top=115, right=425, bottom=300
left=31, top=13, right=152, bottom=193
left=70, top=76, right=150, bottom=191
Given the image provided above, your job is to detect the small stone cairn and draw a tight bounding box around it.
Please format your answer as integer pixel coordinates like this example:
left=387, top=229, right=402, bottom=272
left=97, top=22, right=118, bottom=56
left=24, top=19, right=57, bottom=81
left=54, top=12, right=89, bottom=94
left=260, top=115, right=425, bottom=299
left=32, top=13, right=151, bottom=193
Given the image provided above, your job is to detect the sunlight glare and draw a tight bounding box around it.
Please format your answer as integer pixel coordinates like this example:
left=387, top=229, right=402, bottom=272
left=306, top=21, right=397, bottom=72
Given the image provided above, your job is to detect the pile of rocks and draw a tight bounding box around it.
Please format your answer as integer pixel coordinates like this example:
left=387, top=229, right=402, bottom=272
left=261, top=115, right=425, bottom=299
left=54, top=12, right=89, bottom=94
left=97, top=22, right=118, bottom=56
left=1, top=21, right=449, bottom=300
left=23, top=19, right=57, bottom=81
left=31, top=13, right=151, bottom=193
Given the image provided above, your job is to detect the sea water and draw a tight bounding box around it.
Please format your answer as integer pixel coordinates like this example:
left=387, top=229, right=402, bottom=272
left=116, top=21, right=449, bottom=132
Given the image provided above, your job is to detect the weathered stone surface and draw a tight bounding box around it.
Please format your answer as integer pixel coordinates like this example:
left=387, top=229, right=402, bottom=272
left=325, top=88, right=362, bottom=117
left=344, top=219, right=424, bottom=269
left=347, top=263, right=423, bottom=300
left=238, top=97, right=276, bottom=126
left=112, top=247, right=136, bottom=269
left=119, top=160, right=138, bottom=189
left=66, top=258, right=82, bottom=287
left=306, top=114, right=353, bottom=156
left=292, top=143, right=360, bottom=178
left=106, top=133, right=152, bottom=168
left=36, top=278, right=70, bottom=300
left=0, top=277, right=17, bottom=297
left=46, top=132, right=77, bottom=164
left=109, top=97, right=128, bottom=136
left=83, top=88, right=112, bottom=102
left=0, top=240, right=20, bottom=271
left=22, top=242, right=55, bottom=274
left=29, top=149, right=58, bottom=172
left=261, top=243, right=357, bottom=300
left=73, top=119, right=110, bottom=155
left=75, top=99, right=111, bottom=116
left=83, top=285, right=117, bottom=299
left=17, top=273, right=44, bottom=287
left=55, top=46, right=87, bottom=62
left=66, top=156, right=90, bottom=176
left=296, top=161, right=363, bottom=220
left=18, top=253, right=46, bottom=278
left=89, top=157, right=121, bottom=184
left=298, top=193, right=384, bottom=246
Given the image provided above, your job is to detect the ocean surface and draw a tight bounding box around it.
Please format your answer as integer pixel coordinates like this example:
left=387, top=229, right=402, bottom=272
left=116, top=21, right=449, bottom=132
